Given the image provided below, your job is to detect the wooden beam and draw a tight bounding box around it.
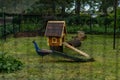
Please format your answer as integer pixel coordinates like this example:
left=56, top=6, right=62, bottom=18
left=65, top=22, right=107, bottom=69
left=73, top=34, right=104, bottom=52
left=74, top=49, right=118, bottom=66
left=63, top=42, right=90, bottom=58
left=48, top=21, right=65, bottom=24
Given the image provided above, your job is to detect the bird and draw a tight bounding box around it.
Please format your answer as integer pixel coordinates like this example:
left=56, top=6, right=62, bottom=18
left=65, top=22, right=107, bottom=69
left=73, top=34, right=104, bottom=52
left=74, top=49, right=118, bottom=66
left=32, top=40, right=53, bottom=62
left=32, top=41, right=93, bottom=62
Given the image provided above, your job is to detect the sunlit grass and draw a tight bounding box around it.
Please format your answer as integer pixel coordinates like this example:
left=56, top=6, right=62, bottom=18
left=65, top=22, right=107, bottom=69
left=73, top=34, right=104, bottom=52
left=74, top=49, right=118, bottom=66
left=0, top=34, right=120, bottom=80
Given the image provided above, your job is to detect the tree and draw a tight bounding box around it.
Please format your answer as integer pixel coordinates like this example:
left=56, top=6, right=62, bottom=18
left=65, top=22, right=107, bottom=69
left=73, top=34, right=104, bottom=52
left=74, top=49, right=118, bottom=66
left=55, top=0, right=74, bottom=16
left=99, top=0, right=114, bottom=15
left=75, top=0, right=81, bottom=15
left=27, top=0, right=74, bottom=17
left=0, top=0, right=37, bottom=13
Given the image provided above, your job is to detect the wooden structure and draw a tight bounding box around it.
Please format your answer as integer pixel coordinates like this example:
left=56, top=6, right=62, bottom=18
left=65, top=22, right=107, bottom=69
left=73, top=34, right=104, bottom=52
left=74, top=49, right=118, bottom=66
left=45, top=21, right=66, bottom=52
left=67, top=39, right=81, bottom=47
left=72, top=31, right=87, bottom=41
left=63, top=42, right=90, bottom=58
left=77, top=31, right=87, bottom=41
left=66, top=31, right=86, bottom=47
left=44, top=21, right=92, bottom=59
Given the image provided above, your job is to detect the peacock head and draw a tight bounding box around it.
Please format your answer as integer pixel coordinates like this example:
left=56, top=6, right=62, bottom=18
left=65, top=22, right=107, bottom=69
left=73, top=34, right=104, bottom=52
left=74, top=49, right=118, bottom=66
left=32, top=40, right=40, bottom=50
left=32, top=40, right=35, bottom=43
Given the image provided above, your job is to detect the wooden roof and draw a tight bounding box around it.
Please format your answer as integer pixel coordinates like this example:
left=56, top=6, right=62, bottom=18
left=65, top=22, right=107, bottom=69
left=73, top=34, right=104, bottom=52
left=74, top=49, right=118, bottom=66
left=45, top=21, right=66, bottom=37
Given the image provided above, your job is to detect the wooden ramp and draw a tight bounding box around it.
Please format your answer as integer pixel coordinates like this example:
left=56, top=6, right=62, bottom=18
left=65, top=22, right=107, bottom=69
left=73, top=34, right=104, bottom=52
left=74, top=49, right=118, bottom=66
left=63, top=42, right=91, bottom=59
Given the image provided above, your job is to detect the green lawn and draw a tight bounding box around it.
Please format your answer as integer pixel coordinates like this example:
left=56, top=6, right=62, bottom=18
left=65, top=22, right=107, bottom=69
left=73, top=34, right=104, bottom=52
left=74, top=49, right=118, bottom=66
left=0, top=34, right=120, bottom=80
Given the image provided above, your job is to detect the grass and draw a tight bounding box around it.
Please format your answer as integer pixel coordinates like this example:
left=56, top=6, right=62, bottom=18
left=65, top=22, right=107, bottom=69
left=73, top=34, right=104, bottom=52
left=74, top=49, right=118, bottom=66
left=0, top=34, right=120, bottom=80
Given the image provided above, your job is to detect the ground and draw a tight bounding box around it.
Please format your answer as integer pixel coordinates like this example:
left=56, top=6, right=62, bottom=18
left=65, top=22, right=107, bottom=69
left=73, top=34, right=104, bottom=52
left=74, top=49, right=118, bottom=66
left=0, top=34, right=120, bottom=80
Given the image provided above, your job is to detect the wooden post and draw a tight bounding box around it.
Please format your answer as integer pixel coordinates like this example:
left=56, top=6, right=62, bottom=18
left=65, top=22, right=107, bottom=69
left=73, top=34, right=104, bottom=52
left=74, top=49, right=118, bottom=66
left=113, top=0, right=117, bottom=49
left=3, top=12, right=6, bottom=40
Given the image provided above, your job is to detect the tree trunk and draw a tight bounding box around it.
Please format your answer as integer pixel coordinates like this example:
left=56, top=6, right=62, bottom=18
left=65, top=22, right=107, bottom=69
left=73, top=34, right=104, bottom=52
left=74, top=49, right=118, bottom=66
left=61, top=4, right=65, bottom=17
left=52, top=0, right=56, bottom=16
left=75, top=0, right=80, bottom=15
left=103, top=6, right=108, bottom=16
left=100, top=0, right=108, bottom=15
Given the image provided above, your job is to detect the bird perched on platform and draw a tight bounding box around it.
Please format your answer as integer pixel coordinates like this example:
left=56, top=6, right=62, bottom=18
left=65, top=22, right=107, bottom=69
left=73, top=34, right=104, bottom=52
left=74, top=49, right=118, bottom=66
left=32, top=41, right=53, bottom=61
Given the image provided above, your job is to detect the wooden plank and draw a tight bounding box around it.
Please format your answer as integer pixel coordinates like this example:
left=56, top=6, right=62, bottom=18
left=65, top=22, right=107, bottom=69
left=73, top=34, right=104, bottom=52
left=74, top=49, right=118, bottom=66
left=63, top=42, right=90, bottom=58
left=48, top=21, right=65, bottom=24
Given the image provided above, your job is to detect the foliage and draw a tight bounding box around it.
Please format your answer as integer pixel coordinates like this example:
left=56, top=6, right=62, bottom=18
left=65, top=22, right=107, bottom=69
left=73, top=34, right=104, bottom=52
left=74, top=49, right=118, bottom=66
left=0, top=52, right=23, bottom=73
left=0, top=24, right=14, bottom=38
left=6, top=24, right=14, bottom=34
left=66, top=24, right=119, bottom=34
left=99, top=0, right=114, bottom=15
left=0, top=0, right=37, bottom=13
left=20, top=18, right=43, bottom=32
left=0, top=27, right=2, bottom=37
left=27, top=0, right=74, bottom=15
left=65, top=14, right=90, bottom=25
left=96, top=15, right=112, bottom=27
left=21, top=23, right=40, bottom=32
left=67, top=25, right=81, bottom=33
left=0, top=0, right=120, bottom=37
left=0, top=23, right=20, bottom=38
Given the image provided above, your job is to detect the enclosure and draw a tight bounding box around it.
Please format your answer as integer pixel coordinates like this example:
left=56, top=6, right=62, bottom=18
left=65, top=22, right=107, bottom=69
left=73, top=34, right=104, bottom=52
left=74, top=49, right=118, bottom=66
left=0, top=0, right=120, bottom=80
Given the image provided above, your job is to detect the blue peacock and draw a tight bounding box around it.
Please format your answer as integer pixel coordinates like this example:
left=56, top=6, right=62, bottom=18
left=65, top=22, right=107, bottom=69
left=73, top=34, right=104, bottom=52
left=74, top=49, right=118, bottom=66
left=32, top=40, right=91, bottom=62
left=32, top=41, right=53, bottom=57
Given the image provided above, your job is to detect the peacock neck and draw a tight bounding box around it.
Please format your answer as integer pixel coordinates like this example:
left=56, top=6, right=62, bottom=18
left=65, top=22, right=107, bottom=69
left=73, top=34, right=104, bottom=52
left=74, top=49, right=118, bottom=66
left=33, top=42, right=40, bottom=51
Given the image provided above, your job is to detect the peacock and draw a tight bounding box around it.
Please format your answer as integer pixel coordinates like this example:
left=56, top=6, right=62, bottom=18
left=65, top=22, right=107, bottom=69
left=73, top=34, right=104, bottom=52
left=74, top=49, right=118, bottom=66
left=32, top=41, right=53, bottom=61
left=33, top=40, right=92, bottom=62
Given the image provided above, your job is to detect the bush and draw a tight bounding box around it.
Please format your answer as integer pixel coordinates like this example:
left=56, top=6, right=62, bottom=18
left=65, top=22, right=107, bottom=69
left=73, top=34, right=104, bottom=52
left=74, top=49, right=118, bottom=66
left=67, top=25, right=82, bottom=33
left=20, top=18, right=43, bottom=32
left=0, top=23, right=18, bottom=38
left=0, top=52, right=23, bottom=73
left=65, top=14, right=90, bottom=26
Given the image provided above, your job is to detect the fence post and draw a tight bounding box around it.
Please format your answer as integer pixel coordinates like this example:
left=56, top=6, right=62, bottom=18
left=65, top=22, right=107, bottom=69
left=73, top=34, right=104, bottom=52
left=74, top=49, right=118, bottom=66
left=113, top=0, right=117, bottom=49
left=3, top=11, right=6, bottom=40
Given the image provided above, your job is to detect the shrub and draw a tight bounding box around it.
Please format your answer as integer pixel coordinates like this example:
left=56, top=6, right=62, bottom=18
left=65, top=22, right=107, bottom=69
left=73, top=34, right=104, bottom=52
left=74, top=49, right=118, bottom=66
left=65, top=14, right=90, bottom=26
left=0, top=23, right=17, bottom=38
left=0, top=52, right=23, bottom=73
left=67, top=25, right=82, bottom=33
